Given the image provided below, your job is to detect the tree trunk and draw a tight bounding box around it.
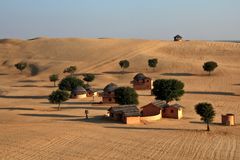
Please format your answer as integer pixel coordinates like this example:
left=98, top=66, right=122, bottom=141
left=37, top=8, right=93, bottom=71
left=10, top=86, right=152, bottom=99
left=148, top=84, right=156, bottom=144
left=58, top=103, right=61, bottom=111
left=122, top=68, right=124, bottom=74
left=207, top=123, right=210, bottom=131
left=54, top=81, right=56, bottom=87
left=85, top=114, right=88, bottom=119
left=208, top=71, right=211, bottom=76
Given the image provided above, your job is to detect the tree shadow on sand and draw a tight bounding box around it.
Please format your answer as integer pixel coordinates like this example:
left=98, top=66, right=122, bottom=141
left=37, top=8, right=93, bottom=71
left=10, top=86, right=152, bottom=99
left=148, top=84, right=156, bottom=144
left=0, top=73, right=8, bottom=76
left=0, top=95, right=48, bottom=99
left=190, top=121, right=224, bottom=126
left=51, top=106, right=109, bottom=111
left=74, top=73, right=103, bottom=76
left=161, top=73, right=197, bottom=77
left=12, top=85, right=56, bottom=88
left=0, top=107, right=34, bottom=111
left=104, top=126, right=204, bottom=132
left=18, top=80, right=45, bottom=83
left=19, top=113, right=81, bottom=118
left=185, top=91, right=239, bottom=96
left=102, top=71, right=134, bottom=75
left=63, top=101, right=103, bottom=105
left=65, top=116, right=122, bottom=124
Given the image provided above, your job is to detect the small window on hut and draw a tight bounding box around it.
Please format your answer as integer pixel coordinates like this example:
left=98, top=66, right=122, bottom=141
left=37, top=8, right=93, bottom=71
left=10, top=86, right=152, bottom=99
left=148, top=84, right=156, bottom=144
left=109, top=98, right=112, bottom=102
left=171, top=110, right=174, bottom=113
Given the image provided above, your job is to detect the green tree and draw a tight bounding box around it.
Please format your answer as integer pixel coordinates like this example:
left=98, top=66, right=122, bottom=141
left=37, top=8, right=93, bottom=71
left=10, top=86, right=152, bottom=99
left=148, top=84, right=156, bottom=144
left=119, top=60, right=130, bottom=72
left=203, top=61, right=218, bottom=76
left=83, top=74, right=95, bottom=84
left=195, top=102, right=216, bottom=131
left=148, top=58, right=158, bottom=71
left=63, top=66, right=77, bottom=76
left=114, top=87, right=139, bottom=105
left=58, top=76, right=84, bottom=91
left=15, top=62, right=27, bottom=73
left=49, top=74, right=59, bottom=87
left=152, top=79, right=185, bottom=104
left=48, top=89, right=70, bottom=111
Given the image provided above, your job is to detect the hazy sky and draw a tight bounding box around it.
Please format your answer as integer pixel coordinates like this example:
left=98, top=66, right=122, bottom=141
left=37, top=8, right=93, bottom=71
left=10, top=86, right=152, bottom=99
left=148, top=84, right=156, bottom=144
left=0, top=0, right=239, bottom=40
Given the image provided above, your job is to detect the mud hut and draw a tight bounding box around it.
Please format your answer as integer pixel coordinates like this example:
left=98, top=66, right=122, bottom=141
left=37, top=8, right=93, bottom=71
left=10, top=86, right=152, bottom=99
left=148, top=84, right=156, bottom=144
left=222, top=114, right=235, bottom=126
left=71, top=86, right=87, bottom=99
left=174, top=35, right=183, bottom=41
left=108, top=105, right=140, bottom=124
left=131, top=73, right=152, bottom=90
left=141, top=100, right=167, bottom=117
left=102, top=83, right=118, bottom=103
left=162, top=104, right=183, bottom=119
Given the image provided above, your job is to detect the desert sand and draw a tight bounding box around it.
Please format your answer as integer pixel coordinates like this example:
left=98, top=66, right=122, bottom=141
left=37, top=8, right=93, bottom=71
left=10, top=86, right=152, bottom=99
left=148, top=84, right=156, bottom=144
left=0, top=38, right=239, bottom=160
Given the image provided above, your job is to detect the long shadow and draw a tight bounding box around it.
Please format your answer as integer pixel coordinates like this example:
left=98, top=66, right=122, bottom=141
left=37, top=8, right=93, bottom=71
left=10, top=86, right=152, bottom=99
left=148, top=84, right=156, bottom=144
left=185, top=91, right=239, bottom=96
left=41, top=101, right=103, bottom=105
left=65, top=116, right=122, bottom=124
left=190, top=121, right=223, bottom=126
left=12, top=85, right=39, bottom=88
left=0, top=107, right=34, bottom=111
left=104, top=126, right=204, bottom=132
left=0, top=73, right=8, bottom=76
left=161, top=73, right=197, bottom=77
left=233, top=84, right=240, bottom=86
left=102, top=71, right=134, bottom=75
left=0, top=95, right=48, bottom=99
left=19, top=113, right=80, bottom=118
left=18, top=80, right=45, bottom=83
left=74, top=73, right=103, bottom=76
left=12, top=85, right=56, bottom=88
left=63, top=101, right=103, bottom=105
left=52, top=106, right=109, bottom=111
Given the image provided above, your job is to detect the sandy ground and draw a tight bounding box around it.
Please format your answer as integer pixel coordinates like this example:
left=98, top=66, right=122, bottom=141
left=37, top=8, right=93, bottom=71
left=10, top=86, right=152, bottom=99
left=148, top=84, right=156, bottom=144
left=0, top=38, right=240, bottom=160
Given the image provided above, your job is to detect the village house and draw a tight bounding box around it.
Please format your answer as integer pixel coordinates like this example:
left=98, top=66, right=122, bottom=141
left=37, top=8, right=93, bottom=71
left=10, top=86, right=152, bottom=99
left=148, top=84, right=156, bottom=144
left=131, top=73, right=152, bottom=90
left=102, top=83, right=118, bottom=103
left=108, top=105, right=141, bottom=124
left=174, top=35, right=183, bottom=41
left=71, top=86, right=87, bottom=99
left=141, top=100, right=167, bottom=117
left=162, top=104, right=183, bottom=119
left=86, top=87, right=98, bottom=97
left=222, top=114, right=235, bottom=126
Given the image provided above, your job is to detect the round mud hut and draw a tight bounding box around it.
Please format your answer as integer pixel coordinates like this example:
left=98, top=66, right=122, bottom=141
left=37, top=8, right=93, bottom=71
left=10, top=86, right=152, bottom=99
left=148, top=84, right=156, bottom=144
left=71, top=86, right=87, bottom=99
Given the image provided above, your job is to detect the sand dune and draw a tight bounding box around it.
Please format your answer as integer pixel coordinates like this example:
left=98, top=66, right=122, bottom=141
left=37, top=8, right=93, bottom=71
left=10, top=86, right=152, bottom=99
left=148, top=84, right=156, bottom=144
left=0, top=38, right=239, bottom=159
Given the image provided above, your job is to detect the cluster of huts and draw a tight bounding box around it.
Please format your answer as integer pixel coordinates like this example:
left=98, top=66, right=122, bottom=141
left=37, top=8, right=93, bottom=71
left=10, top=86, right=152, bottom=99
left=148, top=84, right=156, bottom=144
left=108, top=101, right=183, bottom=124
left=70, top=72, right=184, bottom=124
left=70, top=72, right=236, bottom=126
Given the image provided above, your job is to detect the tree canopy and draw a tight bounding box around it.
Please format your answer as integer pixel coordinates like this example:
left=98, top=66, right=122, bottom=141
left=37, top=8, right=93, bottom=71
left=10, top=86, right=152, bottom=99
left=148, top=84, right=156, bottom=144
left=152, top=79, right=185, bottom=103
left=148, top=58, right=158, bottom=71
left=15, top=62, right=27, bottom=73
left=83, top=74, right=95, bottom=84
left=63, top=66, right=77, bottom=76
left=119, top=60, right=130, bottom=72
left=195, top=102, right=216, bottom=131
left=49, top=74, right=59, bottom=87
left=114, top=87, right=139, bottom=105
left=48, top=89, right=70, bottom=110
left=58, top=76, right=85, bottom=91
left=203, top=61, right=218, bottom=75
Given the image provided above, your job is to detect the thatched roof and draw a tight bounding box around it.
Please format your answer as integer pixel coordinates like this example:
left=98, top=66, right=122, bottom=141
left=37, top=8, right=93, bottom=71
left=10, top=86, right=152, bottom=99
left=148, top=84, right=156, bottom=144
left=85, top=86, right=96, bottom=93
left=104, top=83, right=118, bottom=92
left=72, top=86, right=87, bottom=95
left=174, top=35, right=183, bottom=39
left=133, top=73, right=149, bottom=81
left=108, top=105, right=140, bottom=117
left=141, top=100, right=168, bottom=109
left=169, top=104, right=183, bottom=109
